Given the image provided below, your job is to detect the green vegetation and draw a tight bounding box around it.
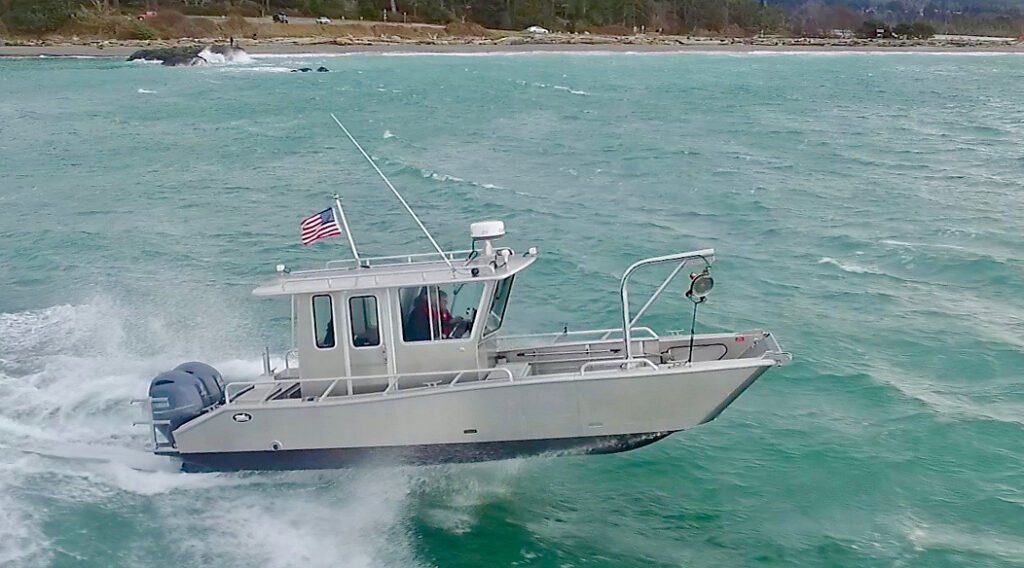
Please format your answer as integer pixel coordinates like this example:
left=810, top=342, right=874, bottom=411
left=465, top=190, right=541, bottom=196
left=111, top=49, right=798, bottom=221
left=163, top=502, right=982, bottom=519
left=0, top=0, right=1018, bottom=37
left=856, top=18, right=889, bottom=37
left=893, top=21, right=936, bottom=39
left=3, top=0, right=74, bottom=33
left=855, top=19, right=935, bottom=39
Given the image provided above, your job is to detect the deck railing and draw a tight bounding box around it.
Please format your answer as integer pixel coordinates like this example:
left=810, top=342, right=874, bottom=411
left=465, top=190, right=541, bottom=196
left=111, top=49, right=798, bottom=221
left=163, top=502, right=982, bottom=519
left=224, top=366, right=515, bottom=404
left=496, top=327, right=660, bottom=349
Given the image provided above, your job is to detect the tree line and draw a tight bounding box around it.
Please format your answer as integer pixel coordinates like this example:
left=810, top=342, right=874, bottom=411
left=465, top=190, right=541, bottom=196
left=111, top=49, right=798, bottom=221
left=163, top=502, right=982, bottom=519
left=1, top=0, right=1020, bottom=36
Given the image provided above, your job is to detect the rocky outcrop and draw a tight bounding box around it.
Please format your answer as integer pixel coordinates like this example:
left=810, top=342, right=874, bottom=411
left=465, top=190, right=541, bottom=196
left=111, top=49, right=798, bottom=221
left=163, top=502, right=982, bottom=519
left=127, top=45, right=247, bottom=66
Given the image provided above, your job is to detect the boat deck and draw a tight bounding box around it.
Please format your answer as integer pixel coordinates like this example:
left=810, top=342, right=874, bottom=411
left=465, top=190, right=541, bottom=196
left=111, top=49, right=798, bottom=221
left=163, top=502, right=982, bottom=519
left=230, top=330, right=787, bottom=405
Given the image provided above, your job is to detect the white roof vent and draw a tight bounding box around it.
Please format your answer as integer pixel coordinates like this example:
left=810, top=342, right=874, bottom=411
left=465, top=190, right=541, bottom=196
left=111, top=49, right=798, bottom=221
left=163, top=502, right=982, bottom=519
left=470, top=220, right=506, bottom=241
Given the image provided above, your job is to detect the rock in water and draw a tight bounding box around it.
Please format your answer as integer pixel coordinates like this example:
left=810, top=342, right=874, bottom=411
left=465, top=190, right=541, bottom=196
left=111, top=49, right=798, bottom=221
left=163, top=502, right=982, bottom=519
left=316, top=66, right=330, bottom=72
left=127, top=46, right=249, bottom=67
left=127, top=46, right=197, bottom=63
left=161, top=54, right=204, bottom=67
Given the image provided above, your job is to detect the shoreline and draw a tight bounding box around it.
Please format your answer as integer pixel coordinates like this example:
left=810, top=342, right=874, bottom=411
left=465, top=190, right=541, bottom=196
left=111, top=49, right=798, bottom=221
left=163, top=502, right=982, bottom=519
left=2, top=37, right=1023, bottom=57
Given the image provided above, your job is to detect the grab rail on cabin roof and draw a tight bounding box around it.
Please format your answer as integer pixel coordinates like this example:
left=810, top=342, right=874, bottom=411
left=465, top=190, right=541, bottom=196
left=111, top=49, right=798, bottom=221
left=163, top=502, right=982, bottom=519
left=321, top=249, right=475, bottom=271
left=224, top=367, right=515, bottom=404
left=276, top=248, right=522, bottom=287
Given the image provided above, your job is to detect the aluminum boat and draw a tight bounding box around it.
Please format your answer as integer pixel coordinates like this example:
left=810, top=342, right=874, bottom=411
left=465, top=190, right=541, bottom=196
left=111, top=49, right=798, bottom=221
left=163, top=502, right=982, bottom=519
left=133, top=118, right=791, bottom=472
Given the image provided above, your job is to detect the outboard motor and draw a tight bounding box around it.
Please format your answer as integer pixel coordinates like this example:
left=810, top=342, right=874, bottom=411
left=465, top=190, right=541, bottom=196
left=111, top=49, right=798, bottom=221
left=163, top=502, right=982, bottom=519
left=174, top=361, right=224, bottom=407
left=148, top=370, right=207, bottom=444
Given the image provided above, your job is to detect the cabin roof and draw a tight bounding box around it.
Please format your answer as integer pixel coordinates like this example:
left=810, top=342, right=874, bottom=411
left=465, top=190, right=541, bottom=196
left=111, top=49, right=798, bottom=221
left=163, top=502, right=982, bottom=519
left=252, top=250, right=536, bottom=297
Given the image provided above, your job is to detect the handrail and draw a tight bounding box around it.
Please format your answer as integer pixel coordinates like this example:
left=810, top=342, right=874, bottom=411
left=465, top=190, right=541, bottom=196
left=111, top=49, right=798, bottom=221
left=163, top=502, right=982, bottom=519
left=130, top=397, right=174, bottom=452
left=452, top=367, right=513, bottom=386
left=619, top=249, right=715, bottom=362
left=321, top=249, right=474, bottom=271
left=580, top=357, right=659, bottom=375
left=499, top=327, right=660, bottom=342
left=224, top=366, right=514, bottom=403
left=284, top=349, right=299, bottom=370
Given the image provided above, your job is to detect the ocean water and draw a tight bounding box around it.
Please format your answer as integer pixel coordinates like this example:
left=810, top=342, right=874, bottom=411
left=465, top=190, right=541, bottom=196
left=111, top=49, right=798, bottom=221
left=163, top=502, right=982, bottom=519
left=1, top=51, right=1022, bottom=567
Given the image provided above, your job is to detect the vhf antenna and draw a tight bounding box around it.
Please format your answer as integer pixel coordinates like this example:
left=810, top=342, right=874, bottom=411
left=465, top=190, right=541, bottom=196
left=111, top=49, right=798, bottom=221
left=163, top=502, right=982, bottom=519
left=329, top=113, right=454, bottom=271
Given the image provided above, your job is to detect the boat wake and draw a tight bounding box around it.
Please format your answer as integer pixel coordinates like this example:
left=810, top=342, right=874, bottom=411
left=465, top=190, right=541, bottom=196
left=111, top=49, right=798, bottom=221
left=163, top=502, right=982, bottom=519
left=0, top=299, right=532, bottom=567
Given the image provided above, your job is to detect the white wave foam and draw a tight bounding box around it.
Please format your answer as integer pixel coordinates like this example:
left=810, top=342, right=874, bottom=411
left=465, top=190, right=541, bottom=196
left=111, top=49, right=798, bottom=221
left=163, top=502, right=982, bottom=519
left=552, top=85, right=590, bottom=95
left=420, top=168, right=507, bottom=191
left=0, top=458, right=52, bottom=567
left=137, top=88, right=156, bottom=94
left=866, top=359, right=1024, bottom=426
left=0, top=300, right=442, bottom=566
left=890, top=380, right=1024, bottom=426
left=196, top=46, right=254, bottom=65
left=218, top=65, right=295, bottom=73
left=903, top=517, right=1024, bottom=564
left=817, top=256, right=879, bottom=274
left=413, top=461, right=528, bottom=534
left=881, top=239, right=967, bottom=251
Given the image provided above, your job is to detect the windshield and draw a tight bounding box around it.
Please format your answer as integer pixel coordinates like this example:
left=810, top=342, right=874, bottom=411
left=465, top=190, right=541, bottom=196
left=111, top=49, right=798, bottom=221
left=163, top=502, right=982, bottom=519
left=484, top=276, right=515, bottom=336
left=400, top=283, right=484, bottom=342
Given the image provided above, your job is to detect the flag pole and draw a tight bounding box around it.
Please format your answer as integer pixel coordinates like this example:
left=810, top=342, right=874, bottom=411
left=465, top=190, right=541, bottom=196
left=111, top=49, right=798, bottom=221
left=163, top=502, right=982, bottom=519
left=333, top=194, right=360, bottom=263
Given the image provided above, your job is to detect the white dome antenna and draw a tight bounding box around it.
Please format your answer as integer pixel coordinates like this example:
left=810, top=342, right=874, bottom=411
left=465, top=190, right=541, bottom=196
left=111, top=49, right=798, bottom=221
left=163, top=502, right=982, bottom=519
left=471, top=220, right=506, bottom=257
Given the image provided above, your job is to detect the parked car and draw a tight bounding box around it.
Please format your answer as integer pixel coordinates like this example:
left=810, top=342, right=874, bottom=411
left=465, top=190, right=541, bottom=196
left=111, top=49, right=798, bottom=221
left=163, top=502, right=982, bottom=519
left=525, top=25, right=550, bottom=34
left=136, top=11, right=157, bottom=21
left=273, top=12, right=289, bottom=23
left=315, top=16, right=332, bottom=24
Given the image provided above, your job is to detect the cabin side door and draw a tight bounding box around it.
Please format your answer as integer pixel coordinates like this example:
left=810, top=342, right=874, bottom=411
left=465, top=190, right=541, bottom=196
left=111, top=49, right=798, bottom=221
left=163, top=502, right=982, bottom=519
left=345, top=290, right=391, bottom=377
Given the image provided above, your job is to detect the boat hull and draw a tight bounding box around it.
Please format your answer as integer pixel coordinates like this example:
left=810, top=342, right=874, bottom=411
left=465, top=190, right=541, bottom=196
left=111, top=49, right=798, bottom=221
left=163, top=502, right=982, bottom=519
left=166, top=360, right=772, bottom=471
left=178, top=431, right=672, bottom=472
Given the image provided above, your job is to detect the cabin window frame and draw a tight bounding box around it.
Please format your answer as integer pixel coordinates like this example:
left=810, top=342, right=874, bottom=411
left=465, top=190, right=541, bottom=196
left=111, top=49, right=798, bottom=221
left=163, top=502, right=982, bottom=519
left=348, top=294, right=381, bottom=349
left=483, top=276, right=515, bottom=338
left=311, top=294, right=336, bottom=350
left=397, top=283, right=487, bottom=345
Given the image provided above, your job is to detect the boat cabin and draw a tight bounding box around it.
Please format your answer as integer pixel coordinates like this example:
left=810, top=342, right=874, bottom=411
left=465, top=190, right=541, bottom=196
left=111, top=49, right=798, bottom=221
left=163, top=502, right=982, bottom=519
left=253, top=221, right=535, bottom=396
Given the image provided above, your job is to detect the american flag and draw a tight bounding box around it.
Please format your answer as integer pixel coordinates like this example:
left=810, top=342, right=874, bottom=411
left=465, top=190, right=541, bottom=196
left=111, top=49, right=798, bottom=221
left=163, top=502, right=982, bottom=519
left=300, top=207, right=343, bottom=246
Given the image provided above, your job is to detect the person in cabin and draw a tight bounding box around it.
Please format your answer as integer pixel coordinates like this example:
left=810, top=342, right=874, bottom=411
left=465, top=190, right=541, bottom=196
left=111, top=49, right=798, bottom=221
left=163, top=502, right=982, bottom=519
left=405, top=288, right=457, bottom=341
left=321, top=319, right=335, bottom=348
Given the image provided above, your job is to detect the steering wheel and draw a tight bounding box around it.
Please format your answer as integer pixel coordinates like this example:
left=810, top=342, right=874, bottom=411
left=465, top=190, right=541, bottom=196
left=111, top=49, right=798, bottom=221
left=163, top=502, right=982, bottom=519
left=449, top=308, right=476, bottom=339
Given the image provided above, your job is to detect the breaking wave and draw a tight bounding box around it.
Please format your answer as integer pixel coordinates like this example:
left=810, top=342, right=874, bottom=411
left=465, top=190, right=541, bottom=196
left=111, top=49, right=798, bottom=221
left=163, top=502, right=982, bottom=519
left=196, top=46, right=254, bottom=65
left=419, top=168, right=506, bottom=190
left=817, top=256, right=881, bottom=274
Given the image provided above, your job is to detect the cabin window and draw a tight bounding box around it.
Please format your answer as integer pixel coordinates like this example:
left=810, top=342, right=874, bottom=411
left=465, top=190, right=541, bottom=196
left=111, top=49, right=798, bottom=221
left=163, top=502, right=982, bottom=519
left=400, top=283, right=484, bottom=342
left=484, top=276, right=515, bottom=336
left=312, top=295, right=335, bottom=349
left=349, top=295, right=380, bottom=347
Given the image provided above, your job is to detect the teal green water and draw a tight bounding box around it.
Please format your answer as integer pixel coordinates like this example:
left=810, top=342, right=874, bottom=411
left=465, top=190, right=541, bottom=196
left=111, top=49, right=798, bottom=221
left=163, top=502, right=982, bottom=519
left=1, top=52, right=1022, bottom=567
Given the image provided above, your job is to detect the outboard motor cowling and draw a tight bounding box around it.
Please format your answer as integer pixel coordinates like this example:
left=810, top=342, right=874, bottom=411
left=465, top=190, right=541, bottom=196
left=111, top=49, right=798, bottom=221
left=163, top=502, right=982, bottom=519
left=174, top=361, right=224, bottom=407
left=149, top=370, right=206, bottom=444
